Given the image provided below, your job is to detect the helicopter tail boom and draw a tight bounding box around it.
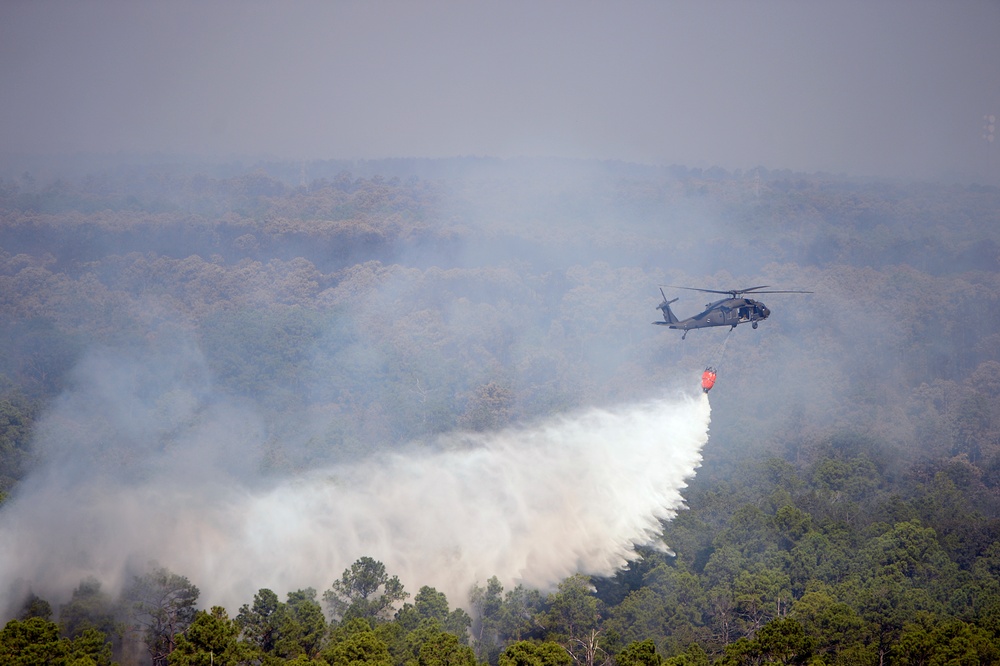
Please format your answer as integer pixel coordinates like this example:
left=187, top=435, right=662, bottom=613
left=655, top=291, right=681, bottom=325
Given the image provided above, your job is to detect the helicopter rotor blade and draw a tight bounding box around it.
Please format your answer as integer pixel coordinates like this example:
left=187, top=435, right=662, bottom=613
left=741, top=289, right=814, bottom=294
left=660, top=284, right=741, bottom=295
left=659, top=284, right=811, bottom=296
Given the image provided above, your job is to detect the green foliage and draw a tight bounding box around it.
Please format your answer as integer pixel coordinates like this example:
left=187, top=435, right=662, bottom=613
left=732, top=568, right=793, bottom=635
left=774, top=505, right=811, bottom=544
left=124, top=564, right=200, bottom=666
left=19, top=593, right=53, bottom=621
left=661, top=644, right=708, bottom=666
left=0, top=389, right=39, bottom=491
left=719, top=618, right=812, bottom=666
left=892, top=616, right=999, bottom=666
left=604, top=588, right=666, bottom=652
left=0, top=616, right=113, bottom=665
left=861, top=520, right=955, bottom=591
left=170, top=606, right=258, bottom=665
left=59, top=576, right=119, bottom=640
left=395, top=586, right=471, bottom=640
left=623, top=563, right=705, bottom=651
left=279, top=588, right=328, bottom=659
left=417, top=631, right=477, bottom=666
left=471, top=577, right=506, bottom=663
left=790, top=589, right=866, bottom=661
left=542, top=575, right=602, bottom=643
left=471, top=577, right=546, bottom=664
left=499, top=641, right=573, bottom=666
left=324, top=557, right=409, bottom=624
left=617, top=639, right=662, bottom=666
left=235, top=588, right=282, bottom=654
left=233, top=586, right=327, bottom=659
left=322, top=618, right=393, bottom=666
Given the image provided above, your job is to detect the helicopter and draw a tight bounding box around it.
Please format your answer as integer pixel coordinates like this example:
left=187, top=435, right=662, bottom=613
left=654, top=285, right=812, bottom=339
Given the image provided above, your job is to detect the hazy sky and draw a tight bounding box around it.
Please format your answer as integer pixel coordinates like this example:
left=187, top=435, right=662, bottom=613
left=2, top=1, right=998, bottom=179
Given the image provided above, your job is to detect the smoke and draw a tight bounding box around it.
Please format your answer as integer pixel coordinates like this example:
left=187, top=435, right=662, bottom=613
left=0, top=346, right=710, bottom=615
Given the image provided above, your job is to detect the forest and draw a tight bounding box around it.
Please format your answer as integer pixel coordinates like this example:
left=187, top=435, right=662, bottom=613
left=1, top=157, right=999, bottom=666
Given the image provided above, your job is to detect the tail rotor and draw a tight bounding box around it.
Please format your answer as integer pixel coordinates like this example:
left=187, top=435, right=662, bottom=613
left=656, top=288, right=680, bottom=324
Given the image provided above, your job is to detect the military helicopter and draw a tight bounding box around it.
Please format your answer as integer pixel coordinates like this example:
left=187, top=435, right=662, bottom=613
left=654, top=285, right=812, bottom=339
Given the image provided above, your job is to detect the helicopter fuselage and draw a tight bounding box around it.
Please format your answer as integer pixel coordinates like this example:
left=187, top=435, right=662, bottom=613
left=654, top=284, right=810, bottom=339
left=654, top=292, right=777, bottom=338
left=657, top=296, right=770, bottom=330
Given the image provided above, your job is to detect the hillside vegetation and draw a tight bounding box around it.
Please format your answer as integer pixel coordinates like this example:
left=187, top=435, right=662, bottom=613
left=1, top=159, right=999, bottom=665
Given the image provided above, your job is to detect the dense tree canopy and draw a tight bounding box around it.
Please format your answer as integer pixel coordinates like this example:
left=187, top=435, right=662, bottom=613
left=2, top=158, right=1000, bottom=664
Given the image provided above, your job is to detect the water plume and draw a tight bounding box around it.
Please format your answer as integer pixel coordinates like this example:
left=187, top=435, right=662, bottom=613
left=0, top=349, right=710, bottom=614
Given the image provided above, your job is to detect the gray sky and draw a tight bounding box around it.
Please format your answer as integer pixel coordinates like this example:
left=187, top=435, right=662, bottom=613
left=2, top=0, right=998, bottom=179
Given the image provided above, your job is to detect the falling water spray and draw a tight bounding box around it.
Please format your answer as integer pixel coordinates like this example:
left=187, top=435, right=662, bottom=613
left=0, top=350, right=711, bottom=614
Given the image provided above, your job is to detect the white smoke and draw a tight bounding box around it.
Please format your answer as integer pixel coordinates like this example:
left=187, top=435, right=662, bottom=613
left=0, top=348, right=710, bottom=614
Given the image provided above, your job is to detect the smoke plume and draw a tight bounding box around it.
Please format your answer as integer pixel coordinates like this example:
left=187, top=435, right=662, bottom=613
left=0, top=347, right=711, bottom=614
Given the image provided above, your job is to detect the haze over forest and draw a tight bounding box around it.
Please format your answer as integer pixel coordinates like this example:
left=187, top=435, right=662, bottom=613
left=2, top=3, right=1000, bottom=666
left=1, top=155, right=1000, bottom=664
